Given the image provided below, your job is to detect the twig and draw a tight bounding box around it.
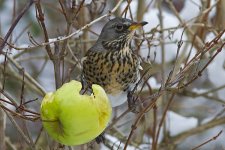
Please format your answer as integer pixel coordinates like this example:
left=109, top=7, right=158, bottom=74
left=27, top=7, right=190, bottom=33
left=170, top=116, right=225, bottom=144
left=151, top=105, right=157, bottom=150
left=1, top=50, right=8, bottom=91
left=157, top=1, right=168, bottom=147
left=181, top=90, right=225, bottom=105
left=106, top=109, right=130, bottom=131
left=5, top=137, right=17, bottom=150
left=34, top=126, right=43, bottom=145
left=35, top=0, right=53, bottom=59
left=11, top=0, right=124, bottom=51
left=197, top=84, right=225, bottom=96
left=123, top=96, right=160, bottom=149
left=123, top=27, right=224, bottom=150
left=166, top=0, right=205, bottom=49
left=35, top=0, right=63, bottom=89
left=52, top=42, right=62, bottom=89
left=0, top=104, right=39, bottom=121
left=3, top=108, right=35, bottom=150
left=0, top=0, right=34, bottom=53
left=154, top=94, right=175, bottom=149
left=7, top=56, right=46, bottom=95
left=191, top=130, right=223, bottom=150
left=0, top=105, right=6, bottom=150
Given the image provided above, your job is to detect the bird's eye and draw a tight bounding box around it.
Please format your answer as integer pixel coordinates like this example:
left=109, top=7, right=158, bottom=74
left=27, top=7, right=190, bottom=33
left=115, top=24, right=124, bottom=31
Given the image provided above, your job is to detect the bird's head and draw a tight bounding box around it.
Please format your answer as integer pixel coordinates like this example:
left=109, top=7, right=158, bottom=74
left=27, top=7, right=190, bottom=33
left=97, top=17, right=148, bottom=51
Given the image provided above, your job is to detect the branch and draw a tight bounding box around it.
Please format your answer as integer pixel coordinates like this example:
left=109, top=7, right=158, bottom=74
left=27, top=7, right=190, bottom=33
left=0, top=0, right=34, bottom=53
left=7, top=56, right=46, bottom=95
left=3, top=108, right=35, bottom=150
left=35, top=0, right=53, bottom=59
left=10, top=0, right=124, bottom=51
left=170, top=116, right=225, bottom=144
left=0, top=106, right=6, bottom=150
left=191, top=130, right=222, bottom=150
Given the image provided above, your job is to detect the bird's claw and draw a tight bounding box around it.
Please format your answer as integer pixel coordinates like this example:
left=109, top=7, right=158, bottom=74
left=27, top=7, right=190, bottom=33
left=95, top=133, right=105, bottom=144
left=80, top=74, right=93, bottom=96
left=79, top=87, right=93, bottom=95
left=127, top=91, right=139, bottom=113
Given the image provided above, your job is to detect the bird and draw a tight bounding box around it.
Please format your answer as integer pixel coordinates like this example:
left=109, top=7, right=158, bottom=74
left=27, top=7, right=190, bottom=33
left=80, top=17, right=148, bottom=109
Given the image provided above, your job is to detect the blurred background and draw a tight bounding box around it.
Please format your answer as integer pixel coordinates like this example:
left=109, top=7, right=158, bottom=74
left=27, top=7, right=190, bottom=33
left=0, top=0, right=225, bottom=149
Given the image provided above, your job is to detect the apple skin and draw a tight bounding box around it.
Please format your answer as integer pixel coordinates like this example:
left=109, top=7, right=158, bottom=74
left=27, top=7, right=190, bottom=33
left=41, top=80, right=112, bottom=146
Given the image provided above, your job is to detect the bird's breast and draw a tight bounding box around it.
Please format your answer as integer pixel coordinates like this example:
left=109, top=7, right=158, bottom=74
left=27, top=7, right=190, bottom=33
left=83, top=49, right=140, bottom=95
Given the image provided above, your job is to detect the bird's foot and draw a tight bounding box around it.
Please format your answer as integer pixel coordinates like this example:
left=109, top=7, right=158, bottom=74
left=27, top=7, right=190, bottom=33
left=127, top=91, right=139, bottom=113
left=80, top=75, right=93, bottom=96
left=79, top=87, right=93, bottom=96
left=95, top=133, right=105, bottom=144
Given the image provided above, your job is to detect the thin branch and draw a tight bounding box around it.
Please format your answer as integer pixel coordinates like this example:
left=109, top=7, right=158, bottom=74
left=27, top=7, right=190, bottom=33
left=10, top=0, right=124, bottom=51
left=154, top=94, right=175, bottom=149
left=0, top=106, right=6, bottom=150
left=35, top=0, right=53, bottom=59
left=7, top=56, right=46, bottom=95
left=0, top=0, right=34, bottom=53
left=191, top=130, right=223, bottom=150
left=3, top=108, right=35, bottom=150
left=170, top=117, right=225, bottom=144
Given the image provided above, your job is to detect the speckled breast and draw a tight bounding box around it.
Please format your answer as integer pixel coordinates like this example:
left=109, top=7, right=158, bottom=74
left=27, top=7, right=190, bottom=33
left=83, top=49, right=140, bottom=95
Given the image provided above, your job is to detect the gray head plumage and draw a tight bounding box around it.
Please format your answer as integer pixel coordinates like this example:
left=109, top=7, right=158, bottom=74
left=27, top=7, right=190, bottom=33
left=91, top=17, right=148, bottom=51
left=98, top=18, right=134, bottom=42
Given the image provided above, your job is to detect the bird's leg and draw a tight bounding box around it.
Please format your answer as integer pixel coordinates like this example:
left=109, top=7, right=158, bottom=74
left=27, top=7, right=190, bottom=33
left=127, top=90, right=139, bottom=113
left=95, top=132, right=105, bottom=144
left=80, top=74, right=93, bottom=95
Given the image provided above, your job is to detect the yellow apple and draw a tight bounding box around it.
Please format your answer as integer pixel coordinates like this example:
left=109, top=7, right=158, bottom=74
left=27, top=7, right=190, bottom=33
left=40, top=80, right=112, bottom=146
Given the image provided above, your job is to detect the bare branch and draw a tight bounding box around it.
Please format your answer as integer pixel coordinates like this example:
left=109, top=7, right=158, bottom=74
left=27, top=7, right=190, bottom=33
left=0, top=0, right=34, bottom=53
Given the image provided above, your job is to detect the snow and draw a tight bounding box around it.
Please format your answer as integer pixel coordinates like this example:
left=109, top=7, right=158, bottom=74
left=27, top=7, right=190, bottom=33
left=179, top=0, right=201, bottom=21
left=101, top=134, right=147, bottom=150
left=206, top=32, right=225, bottom=88
left=107, top=92, right=127, bottom=107
left=148, top=77, right=161, bottom=88
left=166, top=111, right=198, bottom=136
left=192, top=88, right=208, bottom=94
left=140, top=8, right=190, bottom=63
left=100, top=111, right=198, bottom=149
left=0, top=94, right=15, bottom=111
left=207, top=38, right=225, bottom=99
left=84, top=0, right=92, bottom=4
left=121, top=0, right=139, bottom=18
left=0, top=47, right=21, bottom=63
left=75, top=0, right=92, bottom=5
left=179, top=0, right=217, bottom=21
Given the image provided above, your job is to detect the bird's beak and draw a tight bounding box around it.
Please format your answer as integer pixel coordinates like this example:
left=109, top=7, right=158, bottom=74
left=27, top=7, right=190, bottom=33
left=128, top=21, right=148, bottom=31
